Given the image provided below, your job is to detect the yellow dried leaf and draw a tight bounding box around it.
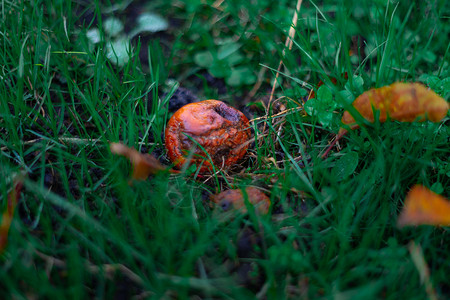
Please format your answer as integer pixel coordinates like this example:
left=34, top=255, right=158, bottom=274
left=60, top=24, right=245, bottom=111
left=323, top=82, right=448, bottom=158
left=342, top=82, right=449, bottom=129
left=110, top=143, right=167, bottom=180
left=0, top=176, right=24, bottom=253
left=397, top=185, right=450, bottom=227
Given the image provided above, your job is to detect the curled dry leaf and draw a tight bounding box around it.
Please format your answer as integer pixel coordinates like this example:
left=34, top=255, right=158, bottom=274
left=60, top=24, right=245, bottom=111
left=341, top=82, right=448, bottom=131
left=210, top=187, right=271, bottom=215
left=323, top=82, right=449, bottom=158
left=397, top=185, right=450, bottom=227
left=165, top=100, right=251, bottom=173
left=110, top=143, right=168, bottom=180
left=0, top=175, right=25, bottom=253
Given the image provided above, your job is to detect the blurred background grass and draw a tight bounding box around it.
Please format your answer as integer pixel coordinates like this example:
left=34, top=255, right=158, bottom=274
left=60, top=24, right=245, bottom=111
left=0, top=0, right=449, bottom=298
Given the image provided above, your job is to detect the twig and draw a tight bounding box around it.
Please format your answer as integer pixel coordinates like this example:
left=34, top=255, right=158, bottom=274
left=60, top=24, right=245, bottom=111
left=320, top=129, right=347, bottom=158
left=0, top=137, right=157, bottom=152
left=245, top=67, right=268, bottom=102
left=250, top=106, right=303, bottom=123
left=261, top=0, right=303, bottom=144
left=408, top=241, right=438, bottom=300
left=211, top=0, right=225, bottom=11
left=35, top=250, right=222, bottom=295
left=266, top=0, right=303, bottom=112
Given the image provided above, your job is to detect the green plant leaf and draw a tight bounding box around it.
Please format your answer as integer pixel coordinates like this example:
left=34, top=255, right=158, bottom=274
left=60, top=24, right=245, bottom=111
left=103, top=17, right=124, bottom=37
left=194, top=51, right=214, bottom=68
left=217, top=43, right=242, bottom=60
left=86, top=28, right=101, bottom=44
left=442, top=77, right=450, bottom=99
left=132, top=12, right=168, bottom=35
left=317, top=111, right=334, bottom=127
left=317, top=85, right=333, bottom=102
left=223, top=52, right=244, bottom=67
left=304, top=98, right=317, bottom=116
left=226, top=66, right=256, bottom=86
left=209, top=61, right=231, bottom=78
left=422, top=50, right=437, bottom=64
left=345, top=75, right=365, bottom=95
left=106, top=37, right=130, bottom=66
left=305, top=85, right=337, bottom=127
left=332, top=151, right=359, bottom=180
left=430, top=182, right=444, bottom=194
left=337, top=89, right=355, bottom=107
left=418, top=74, right=440, bottom=90
left=441, top=77, right=450, bottom=91
left=284, top=87, right=308, bottom=98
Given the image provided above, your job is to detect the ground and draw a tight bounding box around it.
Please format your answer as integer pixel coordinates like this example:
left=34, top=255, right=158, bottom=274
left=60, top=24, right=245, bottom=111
left=0, top=0, right=449, bottom=299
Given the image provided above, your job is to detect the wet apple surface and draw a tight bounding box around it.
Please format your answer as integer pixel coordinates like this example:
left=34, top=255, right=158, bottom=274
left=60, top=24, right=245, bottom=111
left=165, top=100, right=251, bottom=173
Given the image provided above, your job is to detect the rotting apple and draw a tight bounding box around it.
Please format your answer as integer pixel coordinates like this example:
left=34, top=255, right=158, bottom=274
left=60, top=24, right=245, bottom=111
left=165, top=100, right=252, bottom=173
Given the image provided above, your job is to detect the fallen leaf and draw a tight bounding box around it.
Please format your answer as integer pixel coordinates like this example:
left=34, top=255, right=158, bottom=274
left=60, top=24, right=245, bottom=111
left=322, top=82, right=449, bottom=158
left=110, top=143, right=168, bottom=180
left=0, top=175, right=25, bottom=253
left=341, top=82, right=448, bottom=131
left=210, top=187, right=271, bottom=215
left=397, top=185, right=450, bottom=227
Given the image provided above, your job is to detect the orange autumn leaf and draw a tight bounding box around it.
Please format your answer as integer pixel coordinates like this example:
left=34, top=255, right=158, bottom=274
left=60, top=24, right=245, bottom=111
left=340, top=82, right=449, bottom=132
left=210, top=187, right=271, bottom=215
left=110, top=143, right=168, bottom=180
left=322, top=82, right=448, bottom=158
left=0, top=176, right=25, bottom=253
left=397, top=185, right=450, bottom=227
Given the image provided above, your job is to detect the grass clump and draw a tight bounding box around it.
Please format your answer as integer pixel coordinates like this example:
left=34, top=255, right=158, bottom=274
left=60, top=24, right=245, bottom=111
left=0, top=0, right=449, bottom=299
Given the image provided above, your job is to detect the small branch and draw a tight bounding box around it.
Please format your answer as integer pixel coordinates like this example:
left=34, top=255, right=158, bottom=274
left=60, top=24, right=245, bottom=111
left=0, top=137, right=157, bottom=152
left=262, top=0, right=303, bottom=141
left=408, top=242, right=438, bottom=300
left=320, top=129, right=347, bottom=159
left=266, top=0, right=303, bottom=109
left=35, top=250, right=222, bottom=295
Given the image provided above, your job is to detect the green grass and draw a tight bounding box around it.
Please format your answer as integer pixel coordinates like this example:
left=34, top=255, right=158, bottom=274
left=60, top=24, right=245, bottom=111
left=1, top=0, right=449, bottom=298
